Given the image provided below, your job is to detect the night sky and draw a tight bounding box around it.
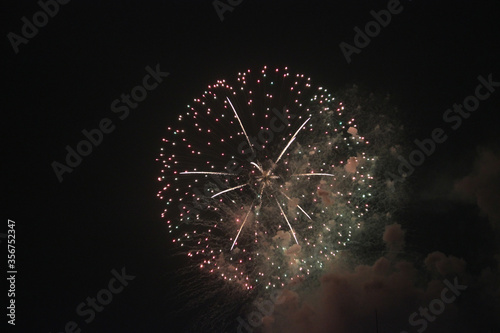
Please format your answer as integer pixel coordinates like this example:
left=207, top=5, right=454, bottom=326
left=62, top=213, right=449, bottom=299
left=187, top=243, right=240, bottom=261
left=3, top=0, right=500, bottom=332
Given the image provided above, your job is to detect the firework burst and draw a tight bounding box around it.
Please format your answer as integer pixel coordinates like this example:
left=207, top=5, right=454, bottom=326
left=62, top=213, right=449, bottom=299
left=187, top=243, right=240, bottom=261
left=157, top=66, right=378, bottom=291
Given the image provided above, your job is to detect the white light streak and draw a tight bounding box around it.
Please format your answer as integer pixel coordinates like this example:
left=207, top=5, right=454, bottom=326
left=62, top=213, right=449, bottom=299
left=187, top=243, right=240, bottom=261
left=275, top=117, right=311, bottom=165
left=227, top=97, right=255, bottom=156
left=275, top=198, right=299, bottom=245
left=231, top=202, right=254, bottom=251
left=211, top=184, right=248, bottom=198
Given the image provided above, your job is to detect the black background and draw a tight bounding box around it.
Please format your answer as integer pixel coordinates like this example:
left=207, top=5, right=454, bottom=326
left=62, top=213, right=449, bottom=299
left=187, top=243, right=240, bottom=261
left=3, top=0, right=500, bottom=332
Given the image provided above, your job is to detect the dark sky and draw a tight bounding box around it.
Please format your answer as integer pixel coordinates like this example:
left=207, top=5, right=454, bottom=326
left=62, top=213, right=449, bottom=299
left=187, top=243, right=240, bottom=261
left=3, top=0, right=500, bottom=332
